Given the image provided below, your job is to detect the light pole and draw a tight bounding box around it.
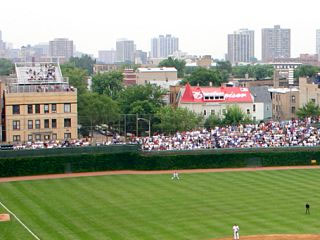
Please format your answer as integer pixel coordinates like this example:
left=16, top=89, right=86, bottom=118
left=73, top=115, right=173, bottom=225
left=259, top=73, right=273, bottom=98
left=137, top=117, right=151, bottom=138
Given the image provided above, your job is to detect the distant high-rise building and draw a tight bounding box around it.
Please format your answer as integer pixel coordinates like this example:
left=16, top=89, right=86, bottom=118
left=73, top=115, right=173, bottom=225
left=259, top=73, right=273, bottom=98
left=262, top=25, right=291, bottom=62
left=316, top=29, right=320, bottom=61
left=98, top=50, right=116, bottom=64
left=33, top=43, right=49, bottom=57
left=135, top=50, right=147, bottom=64
left=227, top=29, right=255, bottom=64
left=151, top=34, right=179, bottom=58
left=49, top=38, right=73, bottom=60
left=0, top=30, right=5, bottom=51
left=116, top=39, right=135, bottom=63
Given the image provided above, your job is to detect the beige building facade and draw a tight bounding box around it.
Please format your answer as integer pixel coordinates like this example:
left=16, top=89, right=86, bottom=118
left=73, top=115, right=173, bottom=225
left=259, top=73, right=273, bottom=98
left=1, top=62, right=78, bottom=143
left=136, top=67, right=178, bottom=85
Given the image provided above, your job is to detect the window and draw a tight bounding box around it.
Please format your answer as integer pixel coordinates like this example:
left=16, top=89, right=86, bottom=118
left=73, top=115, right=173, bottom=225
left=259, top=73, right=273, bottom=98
left=44, top=104, right=49, bottom=113
left=292, top=96, right=296, bottom=103
left=311, top=98, right=316, bottom=103
left=291, top=106, right=296, bottom=114
left=52, top=104, right=57, bottom=113
left=35, top=134, right=41, bottom=141
left=64, top=133, right=71, bottom=139
left=203, top=110, right=207, bottom=116
left=12, top=105, right=20, bottom=114
left=64, top=103, right=71, bottom=113
left=35, top=104, right=40, bottom=114
left=13, top=120, right=20, bottom=130
left=253, top=104, right=256, bottom=112
left=28, top=134, right=33, bottom=141
left=64, top=118, right=71, bottom=128
left=52, top=134, right=57, bottom=140
left=52, top=119, right=57, bottom=128
left=211, top=109, right=215, bottom=115
left=28, top=105, right=33, bottom=114
left=247, top=109, right=250, bottom=114
left=13, top=135, right=20, bottom=142
left=44, top=119, right=49, bottom=128
left=44, top=135, right=50, bottom=141
left=35, top=120, right=40, bottom=129
left=253, top=117, right=256, bottom=122
left=28, top=120, right=33, bottom=129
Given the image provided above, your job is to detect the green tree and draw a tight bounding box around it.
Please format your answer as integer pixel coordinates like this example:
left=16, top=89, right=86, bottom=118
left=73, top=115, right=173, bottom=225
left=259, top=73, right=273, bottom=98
left=118, top=84, right=167, bottom=114
left=204, top=113, right=223, bottom=128
left=182, top=67, right=225, bottom=86
left=232, top=64, right=273, bottom=80
left=68, top=55, right=96, bottom=75
left=60, top=65, right=88, bottom=95
left=78, top=92, right=120, bottom=135
left=0, top=58, right=14, bottom=75
left=155, top=106, right=203, bottom=134
left=92, top=71, right=123, bottom=99
left=296, top=101, right=320, bottom=119
left=223, top=105, right=252, bottom=125
left=295, top=65, right=320, bottom=78
left=158, top=57, right=186, bottom=78
left=216, top=61, right=232, bottom=73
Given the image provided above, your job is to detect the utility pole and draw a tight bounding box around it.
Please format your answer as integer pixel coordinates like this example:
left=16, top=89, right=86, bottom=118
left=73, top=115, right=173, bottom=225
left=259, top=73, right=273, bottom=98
left=136, top=113, right=138, bottom=137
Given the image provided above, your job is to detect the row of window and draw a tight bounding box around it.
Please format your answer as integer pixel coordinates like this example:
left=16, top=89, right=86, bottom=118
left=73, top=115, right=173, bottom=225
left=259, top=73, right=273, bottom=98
left=13, top=103, right=71, bottom=115
left=202, top=105, right=256, bottom=116
left=13, top=133, right=72, bottom=142
left=12, top=119, right=71, bottom=130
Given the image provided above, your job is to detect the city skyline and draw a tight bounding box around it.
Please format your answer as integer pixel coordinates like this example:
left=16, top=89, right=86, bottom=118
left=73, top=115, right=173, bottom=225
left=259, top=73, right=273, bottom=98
left=0, top=0, right=319, bottom=59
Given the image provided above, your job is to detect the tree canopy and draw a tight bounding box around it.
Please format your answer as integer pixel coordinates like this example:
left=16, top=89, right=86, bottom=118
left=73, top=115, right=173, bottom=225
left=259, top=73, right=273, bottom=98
left=91, top=71, right=123, bottom=99
left=181, top=67, right=226, bottom=86
left=296, top=101, right=320, bottom=119
left=155, top=106, right=203, bottom=134
left=0, top=58, right=14, bottom=76
left=118, top=84, right=167, bottom=115
left=232, top=64, right=273, bottom=80
left=294, top=65, right=320, bottom=78
left=60, top=65, right=88, bottom=95
left=68, top=55, right=96, bottom=75
left=222, top=105, right=252, bottom=125
left=158, top=57, right=186, bottom=78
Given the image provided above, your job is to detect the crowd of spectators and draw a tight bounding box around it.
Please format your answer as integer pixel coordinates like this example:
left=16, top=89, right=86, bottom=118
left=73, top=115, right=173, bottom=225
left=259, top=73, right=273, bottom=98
left=25, top=64, right=56, bottom=81
left=8, top=119, right=320, bottom=151
left=138, top=118, right=320, bottom=151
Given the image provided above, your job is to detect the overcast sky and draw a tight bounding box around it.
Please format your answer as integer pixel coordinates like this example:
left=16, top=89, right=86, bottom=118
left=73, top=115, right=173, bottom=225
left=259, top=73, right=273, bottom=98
left=0, top=0, right=319, bottom=59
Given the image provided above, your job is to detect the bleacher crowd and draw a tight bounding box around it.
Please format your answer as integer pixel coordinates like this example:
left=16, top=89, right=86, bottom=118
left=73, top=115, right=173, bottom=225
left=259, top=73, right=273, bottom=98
left=10, top=119, right=320, bottom=151
left=25, top=64, right=56, bottom=81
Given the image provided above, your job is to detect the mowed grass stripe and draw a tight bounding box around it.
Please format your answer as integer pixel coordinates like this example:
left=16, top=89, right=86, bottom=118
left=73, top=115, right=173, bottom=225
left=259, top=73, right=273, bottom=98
left=1, top=169, right=320, bottom=239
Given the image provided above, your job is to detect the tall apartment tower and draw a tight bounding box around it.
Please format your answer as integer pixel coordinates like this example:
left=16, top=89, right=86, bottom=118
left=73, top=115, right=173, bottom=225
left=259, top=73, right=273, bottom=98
left=150, top=34, right=179, bottom=58
left=98, top=50, right=116, bottom=64
left=227, top=29, right=255, bottom=64
left=0, top=30, right=5, bottom=51
left=116, top=39, right=135, bottom=63
left=316, top=29, right=320, bottom=61
left=262, top=25, right=291, bottom=62
left=49, top=38, right=74, bottom=60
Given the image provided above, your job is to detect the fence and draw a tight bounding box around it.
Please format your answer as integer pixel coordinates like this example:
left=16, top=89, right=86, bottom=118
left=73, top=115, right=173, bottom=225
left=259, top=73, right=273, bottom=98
left=0, top=144, right=140, bottom=159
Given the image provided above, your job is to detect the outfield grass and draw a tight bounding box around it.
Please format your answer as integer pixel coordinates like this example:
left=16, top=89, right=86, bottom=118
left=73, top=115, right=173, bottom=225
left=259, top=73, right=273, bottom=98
left=0, top=169, right=320, bottom=240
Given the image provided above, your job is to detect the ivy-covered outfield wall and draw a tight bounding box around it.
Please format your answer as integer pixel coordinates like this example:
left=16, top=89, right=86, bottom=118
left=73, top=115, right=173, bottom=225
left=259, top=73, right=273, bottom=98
left=0, top=146, right=320, bottom=177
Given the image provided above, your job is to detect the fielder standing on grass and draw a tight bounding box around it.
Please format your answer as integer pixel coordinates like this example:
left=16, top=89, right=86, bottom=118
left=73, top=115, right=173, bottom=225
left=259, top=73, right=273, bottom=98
left=306, top=203, right=310, bottom=214
left=171, top=171, right=179, bottom=180
left=233, top=224, right=240, bottom=240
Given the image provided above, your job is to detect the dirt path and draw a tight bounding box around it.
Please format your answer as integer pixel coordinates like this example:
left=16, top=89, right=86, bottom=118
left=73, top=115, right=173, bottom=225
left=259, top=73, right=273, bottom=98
left=0, top=165, right=319, bottom=183
left=213, top=234, right=320, bottom=240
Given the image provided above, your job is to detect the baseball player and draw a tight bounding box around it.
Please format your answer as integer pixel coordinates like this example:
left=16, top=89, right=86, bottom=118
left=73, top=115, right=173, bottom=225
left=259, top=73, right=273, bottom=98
left=233, top=224, right=240, bottom=240
left=171, top=171, right=179, bottom=180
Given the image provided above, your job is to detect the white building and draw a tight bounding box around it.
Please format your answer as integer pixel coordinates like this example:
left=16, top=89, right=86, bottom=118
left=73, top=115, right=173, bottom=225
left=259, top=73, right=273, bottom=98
left=116, top=39, right=135, bottom=63
left=49, top=38, right=73, bottom=60
left=98, top=50, right=116, bottom=64
left=178, top=83, right=267, bottom=121
left=151, top=34, right=179, bottom=58
left=136, top=67, right=178, bottom=85
left=227, top=29, right=255, bottom=64
left=317, top=29, right=320, bottom=61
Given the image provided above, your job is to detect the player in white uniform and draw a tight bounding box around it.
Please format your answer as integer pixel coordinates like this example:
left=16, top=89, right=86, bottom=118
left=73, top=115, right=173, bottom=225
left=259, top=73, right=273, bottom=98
left=233, top=224, right=239, bottom=240
left=171, top=171, right=179, bottom=180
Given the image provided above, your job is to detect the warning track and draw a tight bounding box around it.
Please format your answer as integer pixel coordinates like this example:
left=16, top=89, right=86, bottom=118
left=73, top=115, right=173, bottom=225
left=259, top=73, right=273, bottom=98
left=0, top=165, right=319, bottom=183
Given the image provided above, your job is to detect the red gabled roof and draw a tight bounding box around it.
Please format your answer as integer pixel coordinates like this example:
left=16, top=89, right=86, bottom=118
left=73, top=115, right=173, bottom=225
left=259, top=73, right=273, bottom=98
left=180, top=84, right=253, bottom=103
